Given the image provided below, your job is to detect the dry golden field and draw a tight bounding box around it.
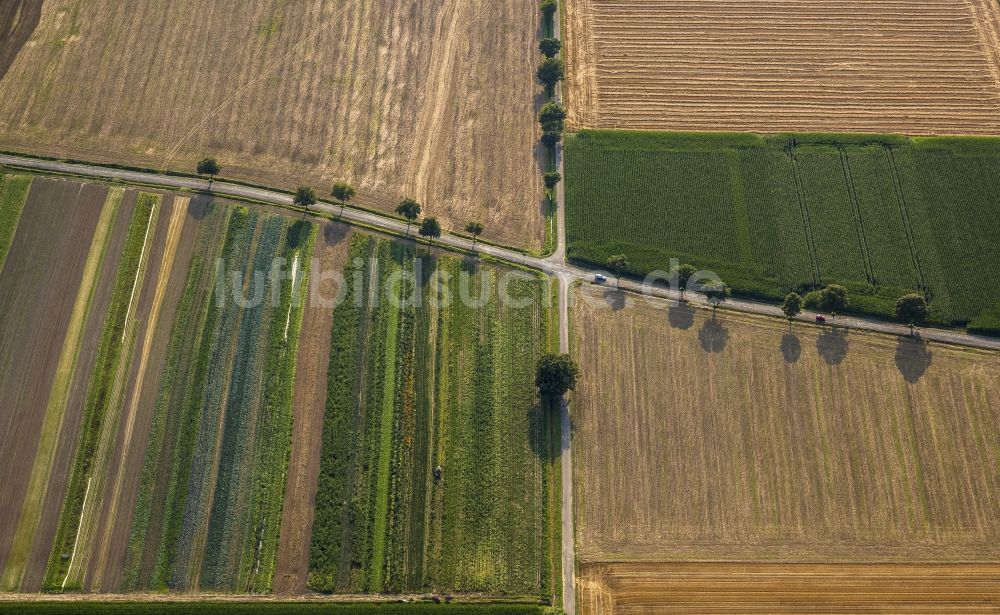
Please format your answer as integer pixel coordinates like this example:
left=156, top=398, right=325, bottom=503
left=0, top=0, right=544, bottom=248
left=571, top=285, right=1000, bottom=611
left=564, top=0, right=1000, bottom=134
left=572, top=285, right=1000, bottom=562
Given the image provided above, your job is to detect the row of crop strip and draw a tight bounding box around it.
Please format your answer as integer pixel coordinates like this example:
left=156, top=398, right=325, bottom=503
left=240, top=220, right=316, bottom=591
left=123, top=200, right=230, bottom=590
left=308, top=238, right=558, bottom=598
left=308, top=235, right=371, bottom=593
left=43, top=192, right=159, bottom=590
left=0, top=173, right=32, bottom=273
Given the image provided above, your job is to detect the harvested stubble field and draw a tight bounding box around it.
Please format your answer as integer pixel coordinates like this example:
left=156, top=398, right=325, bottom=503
left=307, top=236, right=561, bottom=601
left=564, top=0, right=1000, bottom=134
left=578, top=562, right=1000, bottom=614
left=565, top=131, right=1000, bottom=329
left=0, top=176, right=319, bottom=595
left=0, top=0, right=544, bottom=249
left=571, top=284, right=1000, bottom=611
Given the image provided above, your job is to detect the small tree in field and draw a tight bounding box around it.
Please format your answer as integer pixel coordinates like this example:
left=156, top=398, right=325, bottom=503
left=896, top=293, right=929, bottom=335
left=465, top=221, right=484, bottom=248
left=537, top=57, right=564, bottom=92
left=196, top=157, right=221, bottom=183
left=539, top=101, right=566, bottom=133
left=607, top=254, right=629, bottom=288
left=701, top=279, right=731, bottom=312
left=672, top=263, right=697, bottom=300
left=782, top=292, right=803, bottom=325
left=544, top=171, right=561, bottom=193
left=293, top=186, right=317, bottom=210
left=331, top=181, right=356, bottom=217
left=539, top=37, right=561, bottom=58
left=396, top=198, right=421, bottom=235
left=536, top=353, right=580, bottom=400
left=419, top=216, right=441, bottom=244
left=818, top=284, right=849, bottom=323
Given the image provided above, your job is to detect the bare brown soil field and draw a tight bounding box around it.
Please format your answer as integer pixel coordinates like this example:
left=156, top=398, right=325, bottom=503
left=578, top=562, right=1000, bottom=614
left=273, top=222, right=352, bottom=594
left=564, top=0, right=1000, bottom=134
left=571, top=285, right=1000, bottom=562
left=0, top=0, right=544, bottom=249
left=0, top=179, right=104, bottom=573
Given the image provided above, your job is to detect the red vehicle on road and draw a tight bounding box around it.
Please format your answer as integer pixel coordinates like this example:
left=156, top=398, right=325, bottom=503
left=815, top=315, right=827, bottom=324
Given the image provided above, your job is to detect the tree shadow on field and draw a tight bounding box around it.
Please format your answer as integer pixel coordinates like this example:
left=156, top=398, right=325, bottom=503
left=323, top=221, right=351, bottom=246
left=528, top=398, right=561, bottom=463
left=895, top=335, right=933, bottom=384
left=780, top=333, right=802, bottom=364
left=698, top=316, right=729, bottom=353
left=817, top=328, right=849, bottom=366
left=603, top=289, right=626, bottom=311
left=668, top=301, right=695, bottom=330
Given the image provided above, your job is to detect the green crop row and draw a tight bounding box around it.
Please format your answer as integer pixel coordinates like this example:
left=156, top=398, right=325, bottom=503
left=565, top=130, right=1000, bottom=327
left=43, top=194, right=156, bottom=590
left=0, top=174, right=32, bottom=272
left=309, top=235, right=373, bottom=593
left=122, top=205, right=314, bottom=592
left=309, top=237, right=558, bottom=599
left=239, top=220, right=317, bottom=592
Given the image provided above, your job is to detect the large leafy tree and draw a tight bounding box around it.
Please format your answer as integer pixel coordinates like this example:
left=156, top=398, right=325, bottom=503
left=536, top=353, right=580, bottom=399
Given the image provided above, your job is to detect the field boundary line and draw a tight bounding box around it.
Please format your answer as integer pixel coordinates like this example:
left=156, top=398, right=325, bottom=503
left=839, top=147, right=877, bottom=287
left=786, top=143, right=820, bottom=284
left=885, top=148, right=928, bottom=293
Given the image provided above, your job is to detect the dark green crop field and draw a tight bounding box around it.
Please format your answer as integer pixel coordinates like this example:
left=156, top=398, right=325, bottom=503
left=565, top=130, right=1000, bottom=330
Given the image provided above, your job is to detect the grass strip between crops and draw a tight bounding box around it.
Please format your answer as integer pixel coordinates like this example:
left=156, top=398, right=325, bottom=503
left=0, top=174, right=32, bottom=274
left=43, top=193, right=158, bottom=591
left=0, top=186, right=121, bottom=591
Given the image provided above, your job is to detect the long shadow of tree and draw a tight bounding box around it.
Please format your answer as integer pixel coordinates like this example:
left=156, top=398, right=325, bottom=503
left=668, top=302, right=695, bottom=330
left=528, top=397, right=561, bottom=463
left=817, top=328, right=849, bottom=365
left=780, top=333, right=802, bottom=363
left=603, top=289, right=626, bottom=311
left=895, top=335, right=933, bottom=383
left=698, top=316, right=729, bottom=353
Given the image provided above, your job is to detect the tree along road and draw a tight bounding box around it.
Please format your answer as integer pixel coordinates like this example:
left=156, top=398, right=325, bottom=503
left=2, top=153, right=997, bottom=355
